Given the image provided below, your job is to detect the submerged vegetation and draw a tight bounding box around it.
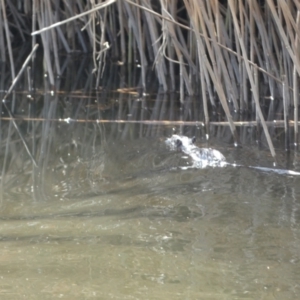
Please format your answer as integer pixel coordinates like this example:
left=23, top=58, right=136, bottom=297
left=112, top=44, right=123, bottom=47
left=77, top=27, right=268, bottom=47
left=1, top=0, right=300, bottom=156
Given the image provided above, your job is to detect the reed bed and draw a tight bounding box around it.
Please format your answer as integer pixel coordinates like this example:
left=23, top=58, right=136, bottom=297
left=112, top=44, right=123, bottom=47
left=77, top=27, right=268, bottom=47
left=1, top=52, right=299, bottom=189
left=1, top=0, right=300, bottom=156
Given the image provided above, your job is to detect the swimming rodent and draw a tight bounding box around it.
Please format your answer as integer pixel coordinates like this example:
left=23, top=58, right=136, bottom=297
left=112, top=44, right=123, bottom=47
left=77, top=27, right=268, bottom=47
left=165, top=134, right=300, bottom=176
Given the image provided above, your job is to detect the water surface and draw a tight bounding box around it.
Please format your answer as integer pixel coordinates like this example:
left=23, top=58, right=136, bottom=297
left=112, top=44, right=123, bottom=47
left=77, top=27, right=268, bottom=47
left=1, top=122, right=300, bottom=299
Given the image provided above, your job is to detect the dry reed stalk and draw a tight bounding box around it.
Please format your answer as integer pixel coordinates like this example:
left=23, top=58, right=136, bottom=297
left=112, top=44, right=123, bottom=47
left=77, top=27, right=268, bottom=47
left=203, top=0, right=239, bottom=110
left=249, top=1, right=254, bottom=67
left=2, top=44, right=39, bottom=167
left=175, top=18, right=197, bottom=71
left=95, top=6, right=111, bottom=87
left=228, top=0, right=275, bottom=157
left=254, top=65, right=258, bottom=120
left=239, top=1, right=249, bottom=111
left=213, top=3, right=239, bottom=109
left=194, top=2, right=238, bottom=124
left=187, top=9, right=197, bottom=90
left=196, top=2, right=218, bottom=77
left=158, top=0, right=194, bottom=95
left=37, top=1, right=54, bottom=86
left=293, top=10, right=300, bottom=145
left=251, top=1, right=280, bottom=108
left=135, top=1, right=146, bottom=89
left=10, top=2, right=29, bottom=38
left=266, top=0, right=300, bottom=77
left=1, top=108, right=13, bottom=195
left=117, top=0, right=126, bottom=63
left=283, top=75, right=290, bottom=150
left=2, top=116, right=300, bottom=128
left=184, top=0, right=237, bottom=141
left=162, top=45, right=172, bottom=91
left=240, top=2, right=252, bottom=114
left=124, top=1, right=147, bottom=89
left=279, top=0, right=300, bottom=46
left=203, top=2, right=219, bottom=77
left=253, top=64, right=262, bottom=142
left=2, top=44, right=39, bottom=102
left=46, top=0, right=60, bottom=76
left=263, top=5, right=275, bottom=104
left=83, top=1, right=97, bottom=71
left=1, top=0, right=15, bottom=78
left=179, top=55, right=184, bottom=104
left=0, top=3, right=5, bottom=62
left=31, top=0, right=37, bottom=56
left=142, top=1, right=167, bottom=90
left=107, top=4, right=118, bottom=59
left=200, top=59, right=209, bottom=130
left=74, top=0, right=89, bottom=53
left=161, top=5, right=194, bottom=95
left=26, top=66, right=32, bottom=92
left=32, top=0, right=117, bottom=36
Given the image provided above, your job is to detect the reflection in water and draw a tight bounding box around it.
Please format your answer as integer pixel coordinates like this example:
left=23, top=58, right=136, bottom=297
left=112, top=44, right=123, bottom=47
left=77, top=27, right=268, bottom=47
left=0, top=120, right=300, bottom=299
left=1, top=56, right=300, bottom=298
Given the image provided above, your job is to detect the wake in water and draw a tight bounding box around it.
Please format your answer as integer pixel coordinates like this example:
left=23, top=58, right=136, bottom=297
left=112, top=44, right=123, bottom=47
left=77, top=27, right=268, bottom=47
left=165, top=135, right=300, bottom=176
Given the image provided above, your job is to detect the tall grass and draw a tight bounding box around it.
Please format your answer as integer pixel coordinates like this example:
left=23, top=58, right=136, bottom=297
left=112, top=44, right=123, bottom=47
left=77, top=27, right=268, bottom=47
left=1, top=0, right=300, bottom=155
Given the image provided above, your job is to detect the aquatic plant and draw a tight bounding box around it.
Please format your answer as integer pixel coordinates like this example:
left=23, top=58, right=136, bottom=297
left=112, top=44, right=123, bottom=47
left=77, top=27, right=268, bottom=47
left=1, top=0, right=300, bottom=155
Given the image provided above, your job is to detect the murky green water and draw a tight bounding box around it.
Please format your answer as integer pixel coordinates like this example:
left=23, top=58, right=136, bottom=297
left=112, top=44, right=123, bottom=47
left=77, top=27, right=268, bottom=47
left=1, top=121, right=300, bottom=299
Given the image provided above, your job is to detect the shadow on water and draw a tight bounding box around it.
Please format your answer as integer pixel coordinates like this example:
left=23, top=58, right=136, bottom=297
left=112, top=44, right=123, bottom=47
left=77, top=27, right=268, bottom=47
left=1, top=55, right=300, bottom=299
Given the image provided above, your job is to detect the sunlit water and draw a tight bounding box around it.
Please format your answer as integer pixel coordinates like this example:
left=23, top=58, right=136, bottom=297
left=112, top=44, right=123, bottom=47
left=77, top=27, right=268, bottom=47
left=1, top=125, right=300, bottom=300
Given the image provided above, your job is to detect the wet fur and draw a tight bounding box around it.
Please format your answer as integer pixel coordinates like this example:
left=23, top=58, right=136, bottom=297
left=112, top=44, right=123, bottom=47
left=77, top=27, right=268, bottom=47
left=166, top=134, right=226, bottom=168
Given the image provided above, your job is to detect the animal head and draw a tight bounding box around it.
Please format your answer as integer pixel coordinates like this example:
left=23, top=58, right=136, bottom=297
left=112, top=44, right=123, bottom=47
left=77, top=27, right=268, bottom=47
left=165, top=135, right=197, bottom=152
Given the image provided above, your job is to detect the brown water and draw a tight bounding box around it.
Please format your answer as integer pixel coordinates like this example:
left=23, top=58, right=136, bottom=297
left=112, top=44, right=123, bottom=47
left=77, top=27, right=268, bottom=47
left=1, top=123, right=300, bottom=299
